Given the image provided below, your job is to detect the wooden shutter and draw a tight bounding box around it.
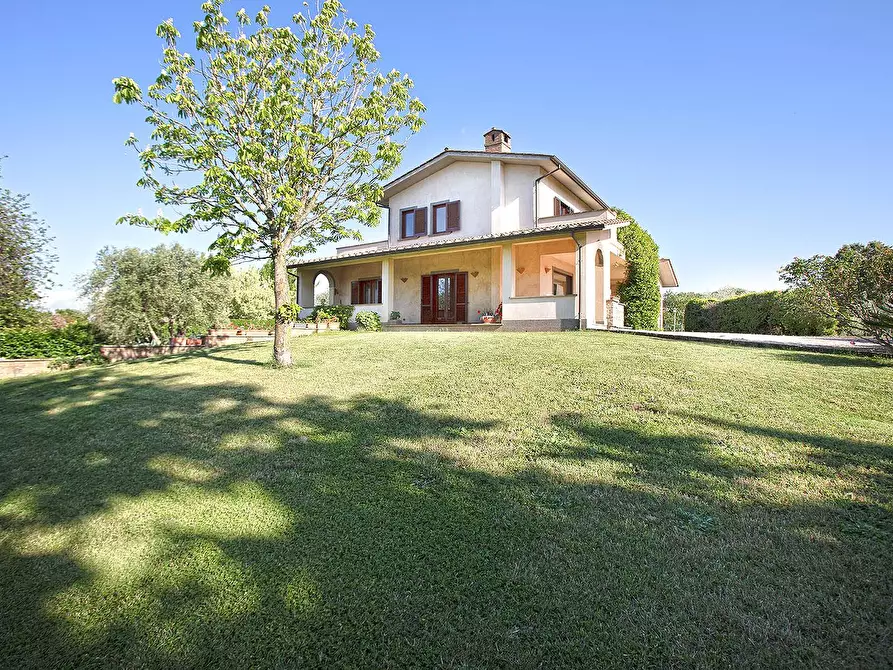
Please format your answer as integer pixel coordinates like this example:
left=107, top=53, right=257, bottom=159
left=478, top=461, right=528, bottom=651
left=446, top=201, right=460, bottom=231
left=376, top=278, right=382, bottom=303
left=414, top=207, right=427, bottom=236
left=350, top=281, right=360, bottom=304
left=553, top=197, right=560, bottom=216
left=420, top=275, right=433, bottom=323
left=456, top=272, right=468, bottom=323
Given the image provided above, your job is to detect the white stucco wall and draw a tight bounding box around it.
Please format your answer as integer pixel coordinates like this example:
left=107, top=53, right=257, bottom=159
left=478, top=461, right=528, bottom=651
left=503, top=163, right=538, bottom=230
left=387, top=161, right=491, bottom=247
left=536, top=174, right=588, bottom=219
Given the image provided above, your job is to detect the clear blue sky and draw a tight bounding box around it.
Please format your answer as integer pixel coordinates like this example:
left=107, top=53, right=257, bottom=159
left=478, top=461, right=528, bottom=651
left=1, top=0, right=890, bottom=309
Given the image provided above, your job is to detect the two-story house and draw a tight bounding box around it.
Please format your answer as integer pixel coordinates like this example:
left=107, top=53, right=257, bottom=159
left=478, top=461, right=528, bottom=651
left=289, top=128, right=678, bottom=330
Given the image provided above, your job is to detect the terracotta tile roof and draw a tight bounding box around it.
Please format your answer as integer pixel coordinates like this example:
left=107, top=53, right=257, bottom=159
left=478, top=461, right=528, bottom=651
left=287, top=217, right=619, bottom=268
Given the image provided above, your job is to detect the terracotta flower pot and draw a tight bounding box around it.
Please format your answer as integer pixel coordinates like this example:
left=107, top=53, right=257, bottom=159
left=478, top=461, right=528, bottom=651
left=482, top=315, right=496, bottom=324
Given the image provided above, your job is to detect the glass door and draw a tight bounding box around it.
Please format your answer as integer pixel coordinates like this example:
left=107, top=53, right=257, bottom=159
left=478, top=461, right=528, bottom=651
left=434, top=273, right=456, bottom=323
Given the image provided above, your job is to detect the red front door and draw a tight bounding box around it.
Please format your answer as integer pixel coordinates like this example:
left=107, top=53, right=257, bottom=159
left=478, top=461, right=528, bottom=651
left=421, top=272, right=468, bottom=324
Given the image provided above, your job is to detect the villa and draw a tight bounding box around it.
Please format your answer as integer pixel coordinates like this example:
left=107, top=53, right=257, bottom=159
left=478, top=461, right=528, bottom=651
left=289, top=128, right=678, bottom=330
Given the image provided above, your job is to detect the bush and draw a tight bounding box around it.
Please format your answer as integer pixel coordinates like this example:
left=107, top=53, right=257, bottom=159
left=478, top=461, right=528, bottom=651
left=684, top=290, right=836, bottom=336
left=0, top=323, right=103, bottom=363
left=355, top=310, right=382, bottom=332
left=308, top=304, right=354, bottom=329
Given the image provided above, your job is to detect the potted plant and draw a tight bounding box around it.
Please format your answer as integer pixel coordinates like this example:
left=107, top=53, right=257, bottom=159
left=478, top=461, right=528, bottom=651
left=390, top=310, right=403, bottom=324
left=480, top=310, right=496, bottom=324
left=171, top=331, right=187, bottom=346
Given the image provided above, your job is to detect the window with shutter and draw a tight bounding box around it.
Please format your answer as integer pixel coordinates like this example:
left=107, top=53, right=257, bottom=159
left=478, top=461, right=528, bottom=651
left=447, top=201, right=460, bottom=231
left=553, top=197, right=572, bottom=217
left=456, top=272, right=468, bottom=323
left=414, top=207, right=427, bottom=236
left=351, top=278, right=382, bottom=304
left=420, top=275, right=434, bottom=323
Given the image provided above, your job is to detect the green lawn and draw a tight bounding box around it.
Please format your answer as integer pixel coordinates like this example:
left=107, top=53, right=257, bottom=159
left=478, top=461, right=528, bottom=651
left=1, top=332, right=891, bottom=668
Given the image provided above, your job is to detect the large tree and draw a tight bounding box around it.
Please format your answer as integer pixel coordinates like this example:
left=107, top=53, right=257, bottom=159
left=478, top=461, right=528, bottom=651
left=0, top=165, right=56, bottom=327
left=780, top=241, right=893, bottom=351
left=113, top=0, right=424, bottom=365
left=79, top=244, right=230, bottom=343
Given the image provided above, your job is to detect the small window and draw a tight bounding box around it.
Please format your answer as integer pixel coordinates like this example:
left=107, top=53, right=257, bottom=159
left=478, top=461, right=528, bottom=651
left=351, top=278, right=382, bottom=305
left=401, top=209, right=416, bottom=238
left=553, top=197, right=573, bottom=217
left=433, top=203, right=448, bottom=233
left=552, top=270, right=574, bottom=296
left=400, top=207, right=427, bottom=239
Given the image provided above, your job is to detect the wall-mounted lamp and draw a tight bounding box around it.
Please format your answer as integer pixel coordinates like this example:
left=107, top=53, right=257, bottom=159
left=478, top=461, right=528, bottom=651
left=516, top=267, right=526, bottom=274
left=470, top=271, right=479, bottom=278
left=400, top=277, right=408, bottom=283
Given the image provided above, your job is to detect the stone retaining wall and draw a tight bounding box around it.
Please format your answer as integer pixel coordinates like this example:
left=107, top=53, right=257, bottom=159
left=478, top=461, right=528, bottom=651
left=0, top=358, right=54, bottom=379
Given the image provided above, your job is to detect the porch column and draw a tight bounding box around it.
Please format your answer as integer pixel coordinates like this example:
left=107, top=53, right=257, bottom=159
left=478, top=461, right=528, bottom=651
left=500, top=242, right=513, bottom=307
left=579, top=236, right=597, bottom=328
left=298, top=270, right=316, bottom=313
left=381, top=257, right=394, bottom=321
left=599, top=243, right=612, bottom=325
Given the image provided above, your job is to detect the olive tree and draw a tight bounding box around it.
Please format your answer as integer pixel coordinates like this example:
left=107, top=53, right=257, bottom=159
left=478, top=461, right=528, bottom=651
left=113, top=0, right=424, bottom=365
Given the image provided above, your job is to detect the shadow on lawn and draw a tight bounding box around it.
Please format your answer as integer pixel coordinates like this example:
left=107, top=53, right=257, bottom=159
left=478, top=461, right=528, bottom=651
left=0, top=364, right=891, bottom=668
left=774, top=350, right=893, bottom=368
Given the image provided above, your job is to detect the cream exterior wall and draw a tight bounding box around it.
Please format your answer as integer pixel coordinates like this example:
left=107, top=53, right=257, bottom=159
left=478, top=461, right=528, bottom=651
left=512, top=239, right=577, bottom=298
left=536, top=174, right=588, bottom=219
left=387, top=161, right=491, bottom=247
left=391, top=247, right=497, bottom=323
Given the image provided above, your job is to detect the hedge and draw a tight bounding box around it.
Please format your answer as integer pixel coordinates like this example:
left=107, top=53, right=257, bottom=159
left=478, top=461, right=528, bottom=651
left=0, top=323, right=103, bottom=362
left=684, top=290, right=836, bottom=336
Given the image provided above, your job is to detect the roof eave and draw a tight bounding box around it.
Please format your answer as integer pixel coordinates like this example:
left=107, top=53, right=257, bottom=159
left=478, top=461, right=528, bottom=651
left=287, top=223, right=607, bottom=270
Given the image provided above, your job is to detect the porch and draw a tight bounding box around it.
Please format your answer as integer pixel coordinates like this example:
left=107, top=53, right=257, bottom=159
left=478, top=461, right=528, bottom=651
left=293, top=232, right=628, bottom=330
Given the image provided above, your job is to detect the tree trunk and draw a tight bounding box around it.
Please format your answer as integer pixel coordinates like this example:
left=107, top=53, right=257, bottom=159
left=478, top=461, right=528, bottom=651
left=272, top=249, right=292, bottom=367
left=146, top=318, right=160, bottom=346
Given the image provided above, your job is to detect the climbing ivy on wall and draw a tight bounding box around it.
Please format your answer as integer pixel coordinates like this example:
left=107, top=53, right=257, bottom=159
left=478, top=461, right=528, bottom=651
left=614, top=208, right=661, bottom=330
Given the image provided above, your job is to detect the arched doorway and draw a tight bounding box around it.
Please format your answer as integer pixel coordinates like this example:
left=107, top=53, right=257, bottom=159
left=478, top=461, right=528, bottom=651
left=313, top=271, right=335, bottom=305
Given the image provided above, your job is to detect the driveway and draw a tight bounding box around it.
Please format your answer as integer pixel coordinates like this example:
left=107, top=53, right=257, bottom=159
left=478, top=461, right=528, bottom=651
left=624, top=330, right=888, bottom=355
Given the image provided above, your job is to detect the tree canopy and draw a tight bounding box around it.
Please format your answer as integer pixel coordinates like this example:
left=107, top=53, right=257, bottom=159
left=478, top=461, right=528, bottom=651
left=780, top=241, right=893, bottom=350
left=0, top=164, right=56, bottom=327
left=79, top=244, right=231, bottom=343
left=113, top=0, right=424, bottom=365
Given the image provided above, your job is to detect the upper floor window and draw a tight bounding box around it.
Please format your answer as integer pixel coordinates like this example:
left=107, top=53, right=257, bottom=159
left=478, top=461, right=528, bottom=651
left=553, top=197, right=573, bottom=217
left=401, top=207, right=427, bottom=239
left=432, top=201, right=461, bottom=234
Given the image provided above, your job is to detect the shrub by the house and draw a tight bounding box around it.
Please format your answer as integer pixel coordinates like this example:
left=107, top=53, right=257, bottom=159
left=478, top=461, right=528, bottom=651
left=614, top=210, right=661, bottom=329
left=308, top=305, right=354, bottom=328
left=355, top=311, right=382, bottom=332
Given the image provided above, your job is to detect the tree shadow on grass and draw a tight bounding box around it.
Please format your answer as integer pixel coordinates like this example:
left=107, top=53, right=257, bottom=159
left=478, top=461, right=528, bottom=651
left=0, top=366, right=891, bottom=668
left=774, top=351, right=892, bottom=368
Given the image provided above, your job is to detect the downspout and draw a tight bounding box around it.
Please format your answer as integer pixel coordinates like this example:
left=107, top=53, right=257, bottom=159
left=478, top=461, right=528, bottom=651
left=572, top=233, right=584, bottom=331
left=533, top=163, right=561, bottom=227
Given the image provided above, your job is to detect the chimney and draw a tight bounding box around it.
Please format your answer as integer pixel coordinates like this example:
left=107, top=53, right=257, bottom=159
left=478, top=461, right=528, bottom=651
left=484, top=127, right=511, bottom=153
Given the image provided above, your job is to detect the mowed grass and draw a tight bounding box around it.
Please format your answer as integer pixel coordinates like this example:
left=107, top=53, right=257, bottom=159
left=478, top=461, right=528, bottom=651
left=1, top=331, right=891, bottom=668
